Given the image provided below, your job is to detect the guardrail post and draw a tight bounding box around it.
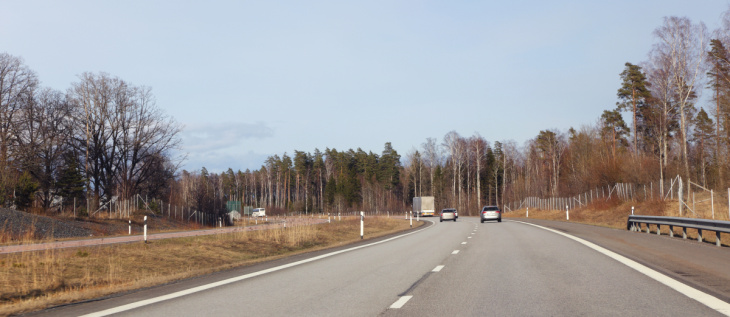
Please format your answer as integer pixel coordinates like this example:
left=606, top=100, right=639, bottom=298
left=646, top=224, right=650, bottom=234
left=669, top=225, right=674, bottom=237
left=698, top=229, right=703, bottom=243
left=716, top=231, right=721, bottom=247
left=683, top=227, right=687, bottom=239
left=657, top=224, right=661, bottom=235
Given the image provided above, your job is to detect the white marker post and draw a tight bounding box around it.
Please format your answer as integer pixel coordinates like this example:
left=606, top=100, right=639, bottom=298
left=143, top=216, right=148, bottom=243
left=128, top=220, right=131, bottom=235
left=416, top=211, right=419, bottom=222
left=410, top=211, right=413, bottom=228
left=566, top=205, right=569, bottom=220
left=526, top=207, right=529, bottom=218
left=632, top=206, right=634, bottom=215
left=360, top=211, right=364, bottom=239
left=328, top=213, right=331, bottom=223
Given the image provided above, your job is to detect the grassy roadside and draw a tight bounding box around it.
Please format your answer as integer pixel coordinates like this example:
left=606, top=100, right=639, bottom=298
left=0, top=216, right=422, bottom=316
left=503, top=194, right=730, bottom=245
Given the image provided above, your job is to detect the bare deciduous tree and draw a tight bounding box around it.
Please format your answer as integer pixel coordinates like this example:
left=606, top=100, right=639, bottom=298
left=652, top=16, right=708, bottom=186
left=422, top=137, right=440, bottom=196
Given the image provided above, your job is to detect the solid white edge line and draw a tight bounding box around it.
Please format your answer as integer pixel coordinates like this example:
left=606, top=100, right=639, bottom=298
left=513, top=220, right=730, bottom=316
left=452, top=250, right=459, bottom=254
left=433, top=265, right=445, bottom=272
left=390, top=295, right=413, bottom=309
left=80, top=220, right=435, bottom=317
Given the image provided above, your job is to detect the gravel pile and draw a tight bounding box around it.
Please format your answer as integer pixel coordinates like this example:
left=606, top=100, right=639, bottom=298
left=0, top=208, right=92, bottom=240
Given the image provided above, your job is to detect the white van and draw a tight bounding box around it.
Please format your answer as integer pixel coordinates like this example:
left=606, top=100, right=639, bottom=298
left=252, top=208, right=266, bottom=217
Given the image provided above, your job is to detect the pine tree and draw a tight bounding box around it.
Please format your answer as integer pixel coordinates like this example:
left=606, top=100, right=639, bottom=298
left=56, top=152, right=85, bottom=209
left=707, top=39, right=730, bottom=188
left=617, top=62, right=652, bottom=155
left=600, top=109, right=630, bottom=158
left=693, top=108, right=714, bottom=186
left=15, top=171, right=38, bottom=210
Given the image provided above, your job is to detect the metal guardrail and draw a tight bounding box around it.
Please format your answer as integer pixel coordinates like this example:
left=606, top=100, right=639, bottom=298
left=627, top=215, right=730, bottom=247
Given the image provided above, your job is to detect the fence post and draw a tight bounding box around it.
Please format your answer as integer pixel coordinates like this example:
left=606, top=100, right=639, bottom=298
left=678, top=178, right=683, bottom=216
left=711, top=190, right=714, bottom=220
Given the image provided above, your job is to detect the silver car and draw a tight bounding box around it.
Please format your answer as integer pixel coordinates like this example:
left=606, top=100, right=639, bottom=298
left=440, top=208, right=457, bottom=222
left=480, top=206, right=501, bottom=223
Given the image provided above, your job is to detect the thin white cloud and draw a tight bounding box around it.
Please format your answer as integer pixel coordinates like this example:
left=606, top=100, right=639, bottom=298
left=180, top=121, right=274, bottom=152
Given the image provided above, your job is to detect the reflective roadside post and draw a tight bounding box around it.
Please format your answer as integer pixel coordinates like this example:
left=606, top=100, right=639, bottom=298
left=526, top=207, right=529, bottom=218
left=360, top=211, right=364, bottom=239
left=632, top=206, right=634, bottom=215
left=129, top=220, right=131, bottom=235
left=143, top=216, right=148, bottom=243
left=566, top=205, right=569, bottom=220
left=410, top=211, right=412, bottom=228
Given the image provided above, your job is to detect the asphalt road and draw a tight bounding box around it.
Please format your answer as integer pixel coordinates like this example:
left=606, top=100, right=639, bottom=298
left=30, top=217, right=730, bottom=316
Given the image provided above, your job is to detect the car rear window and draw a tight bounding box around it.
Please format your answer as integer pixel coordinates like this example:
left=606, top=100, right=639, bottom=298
left=483, top=206, right=499, bottom=211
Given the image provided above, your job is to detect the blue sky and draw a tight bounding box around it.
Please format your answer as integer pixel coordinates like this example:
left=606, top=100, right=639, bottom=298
left=1, top=1, right=726, bottom=172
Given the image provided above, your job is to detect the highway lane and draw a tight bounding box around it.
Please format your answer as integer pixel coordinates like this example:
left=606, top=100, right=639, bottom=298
left=384, top=218, right=722, bottom=316
left=30, top=217, right=730, bottom=316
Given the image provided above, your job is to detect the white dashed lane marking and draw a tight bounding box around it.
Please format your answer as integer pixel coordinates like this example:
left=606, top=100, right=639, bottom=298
left=433, top=265, right=445, bottom=272
left=390, top=296, right=413, bottom=309
left=452, top=250, right=460, bottom=254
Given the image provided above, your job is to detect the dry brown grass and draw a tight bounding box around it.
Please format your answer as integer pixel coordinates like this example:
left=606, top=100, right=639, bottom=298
left=504, top=193, right=730, bottom=247
left=0, top=216, right=420, bottom=316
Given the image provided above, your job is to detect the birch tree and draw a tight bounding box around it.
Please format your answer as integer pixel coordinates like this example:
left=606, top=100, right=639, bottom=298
left=652, top=16, right=708, bottom=184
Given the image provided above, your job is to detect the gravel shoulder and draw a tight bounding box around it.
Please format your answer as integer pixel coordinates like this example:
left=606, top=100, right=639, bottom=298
left=0, top=208, right=92, bottom=241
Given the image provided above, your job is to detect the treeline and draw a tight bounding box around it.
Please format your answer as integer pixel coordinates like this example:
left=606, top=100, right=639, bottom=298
left=0, top=53, right=181, bottom=214
left=497, top=11, right=730, bottom=210
left=172, top=144, right=404, bottom=216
